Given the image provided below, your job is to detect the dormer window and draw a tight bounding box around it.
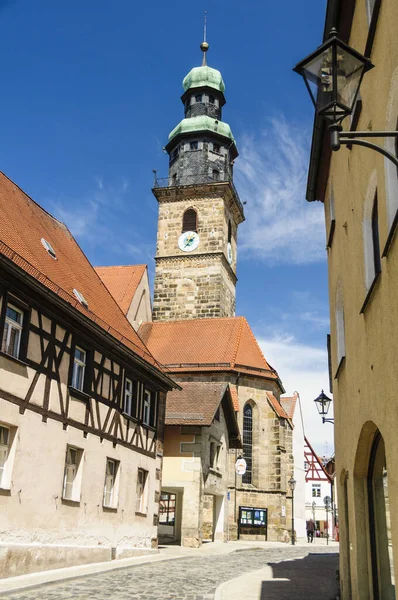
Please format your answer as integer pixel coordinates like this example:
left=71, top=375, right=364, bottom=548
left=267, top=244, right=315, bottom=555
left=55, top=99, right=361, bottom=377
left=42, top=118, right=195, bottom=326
left=73, top=289, right=88, bottom=308
left=41, top=238, right=56, bottom=259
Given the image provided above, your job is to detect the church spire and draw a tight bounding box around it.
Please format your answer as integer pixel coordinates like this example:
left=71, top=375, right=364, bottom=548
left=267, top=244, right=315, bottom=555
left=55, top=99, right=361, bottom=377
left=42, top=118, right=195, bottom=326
left=200, top=11, right=209, bottom=66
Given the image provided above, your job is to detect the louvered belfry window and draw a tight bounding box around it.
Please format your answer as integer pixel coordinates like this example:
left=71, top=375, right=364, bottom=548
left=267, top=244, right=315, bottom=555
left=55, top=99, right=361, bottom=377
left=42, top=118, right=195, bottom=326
left=182, top=209, right=197, bottom=233
left=242, top=404, right=253, bottom=484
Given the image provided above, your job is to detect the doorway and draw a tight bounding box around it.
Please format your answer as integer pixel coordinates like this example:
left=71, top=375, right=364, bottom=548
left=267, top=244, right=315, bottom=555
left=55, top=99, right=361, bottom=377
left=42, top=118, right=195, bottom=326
left=368, top=432, right=395, bottom=599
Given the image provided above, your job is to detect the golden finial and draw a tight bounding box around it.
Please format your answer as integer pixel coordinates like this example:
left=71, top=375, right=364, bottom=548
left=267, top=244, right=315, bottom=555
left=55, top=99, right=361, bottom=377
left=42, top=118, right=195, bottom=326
left=200, top=10, right=209, bottom=66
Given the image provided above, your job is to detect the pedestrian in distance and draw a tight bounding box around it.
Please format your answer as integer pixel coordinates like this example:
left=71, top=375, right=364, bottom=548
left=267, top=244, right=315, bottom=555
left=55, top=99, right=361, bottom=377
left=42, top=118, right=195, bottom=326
left=306, top=518, right=315, bottom=543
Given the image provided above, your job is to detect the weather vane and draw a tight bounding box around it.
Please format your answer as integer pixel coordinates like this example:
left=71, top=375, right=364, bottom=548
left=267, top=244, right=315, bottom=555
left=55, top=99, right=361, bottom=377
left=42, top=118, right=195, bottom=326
left=201, top=10, right=209, bottom=66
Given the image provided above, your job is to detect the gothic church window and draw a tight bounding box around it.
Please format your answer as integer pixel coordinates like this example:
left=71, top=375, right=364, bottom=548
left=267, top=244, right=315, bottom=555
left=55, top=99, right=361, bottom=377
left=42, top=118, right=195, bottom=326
left=228, top=220, right=232, bottom=244
left=242, top=403, right=253, bottom=484
left=182, top=209, right=197, bottom=233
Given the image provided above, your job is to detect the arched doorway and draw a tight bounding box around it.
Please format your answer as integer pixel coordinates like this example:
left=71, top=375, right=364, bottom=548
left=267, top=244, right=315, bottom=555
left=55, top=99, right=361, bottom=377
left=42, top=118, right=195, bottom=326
left=368, top=432, right=395, bottom=599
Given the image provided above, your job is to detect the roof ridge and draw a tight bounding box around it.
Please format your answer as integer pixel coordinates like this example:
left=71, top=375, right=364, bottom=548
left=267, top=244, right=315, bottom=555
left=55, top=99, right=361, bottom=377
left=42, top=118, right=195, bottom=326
left=95, top=264, right=147, bottom=270
left=243, top=317, right=279, bottom=376
left=231, top=317, right=245, bottom=367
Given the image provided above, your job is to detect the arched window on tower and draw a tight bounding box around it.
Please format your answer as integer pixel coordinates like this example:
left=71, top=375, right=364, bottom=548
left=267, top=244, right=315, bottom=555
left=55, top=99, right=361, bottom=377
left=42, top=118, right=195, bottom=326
left=242, top=404, right=253, bottom=484
left=212, top=169, right=220, bottom=181
left=182, top=209, right=197, bottom=233
left=228, top=220, right=232, bottom=244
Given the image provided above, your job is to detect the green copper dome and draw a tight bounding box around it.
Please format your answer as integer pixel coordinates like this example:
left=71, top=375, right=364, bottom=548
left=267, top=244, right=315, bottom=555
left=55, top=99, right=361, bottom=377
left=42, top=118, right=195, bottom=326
left=182, top=66, right=225, bottom=93
left=168, top=115, right=235, bottom=144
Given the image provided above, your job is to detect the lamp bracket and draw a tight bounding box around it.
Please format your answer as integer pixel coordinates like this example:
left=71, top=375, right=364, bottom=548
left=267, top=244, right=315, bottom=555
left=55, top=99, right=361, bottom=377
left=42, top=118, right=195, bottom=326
left=329, top=125, right=398, bottom=168
left=322, top=417, right=335, bottom=425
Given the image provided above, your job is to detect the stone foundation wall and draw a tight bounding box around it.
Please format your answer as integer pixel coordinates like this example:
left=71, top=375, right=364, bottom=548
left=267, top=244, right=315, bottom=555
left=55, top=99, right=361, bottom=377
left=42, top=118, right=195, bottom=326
left=0, top=543, right=158, bottom=579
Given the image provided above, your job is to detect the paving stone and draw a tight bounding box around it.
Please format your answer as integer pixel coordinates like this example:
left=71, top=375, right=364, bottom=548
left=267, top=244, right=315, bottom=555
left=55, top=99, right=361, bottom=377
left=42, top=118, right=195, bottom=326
left=3, top=546, right=339, bottom=600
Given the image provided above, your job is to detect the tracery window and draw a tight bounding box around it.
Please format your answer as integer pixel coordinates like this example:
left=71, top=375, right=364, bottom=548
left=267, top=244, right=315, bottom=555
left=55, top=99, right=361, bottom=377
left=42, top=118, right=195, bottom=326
left=182, top=209, right=197, bottom=232
left=242, top=403, right=253, bottom=484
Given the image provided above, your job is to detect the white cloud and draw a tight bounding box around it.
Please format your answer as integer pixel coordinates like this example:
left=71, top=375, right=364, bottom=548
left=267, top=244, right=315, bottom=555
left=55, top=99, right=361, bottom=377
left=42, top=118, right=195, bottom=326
left=235, top=117, right=326, bottom=265
left=258, top=334, right=334, bottom=457
left=50, top=177, right=131, bottom=242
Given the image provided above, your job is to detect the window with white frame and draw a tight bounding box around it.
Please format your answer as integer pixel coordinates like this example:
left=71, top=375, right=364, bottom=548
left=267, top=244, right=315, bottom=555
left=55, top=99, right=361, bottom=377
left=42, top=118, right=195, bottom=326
left=103, top=458, right=119, bottom=508
left=366, top=0, right=377, bottom=24
left=1, top=304, right=23, bottom=359
left=143, top=390, right=151, bottom=426
left=124, top=377, right=135, bottom=418
left=62, top=446, right=83, bottom=501
left=312, top=484, right=321, bottom=498
left=0, top=426, right=10, bottom=487
left=72, top=346, right=86, bottom=391
left=136, top=468, right=148, bottom=514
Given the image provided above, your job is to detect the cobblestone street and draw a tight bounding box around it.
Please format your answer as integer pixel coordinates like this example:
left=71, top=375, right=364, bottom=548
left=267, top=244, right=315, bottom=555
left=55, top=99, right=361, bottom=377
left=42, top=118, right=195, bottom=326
left=2, top=545, right=340, bottom=600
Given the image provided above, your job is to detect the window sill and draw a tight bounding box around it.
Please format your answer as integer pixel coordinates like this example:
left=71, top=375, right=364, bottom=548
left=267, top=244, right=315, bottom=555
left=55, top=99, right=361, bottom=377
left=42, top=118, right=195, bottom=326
left=209, top=150, right=222, bottom=156
left=209, top=467, right=222, bottom=478
left=327, top=219, right=335, bottom=249
left=103, top=505, right=118, bottom=513
left=360, top=271, right=381, bottom=314
left=135, top=511, right=148, bottom=518
left=61, top=498, right=80, bottom=506
left=122, top=412, right=139, bottom=424
left=382, top=209, right=398, bottom=258
left=69, top=386, right=90, bottom=403
left=334, top=356, right=346, bottom=380
left=142, top=423, right=156, bottom=433
left=0, top=351, right=29, bottom=368
left=0, top=487, right=11, bottom=496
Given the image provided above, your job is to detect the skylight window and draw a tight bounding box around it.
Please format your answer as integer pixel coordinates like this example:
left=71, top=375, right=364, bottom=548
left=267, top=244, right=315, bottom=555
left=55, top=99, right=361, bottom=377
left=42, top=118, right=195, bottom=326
left=41, top=238, right=56, bottom=259
left=73, top=288, right=88, bottom=308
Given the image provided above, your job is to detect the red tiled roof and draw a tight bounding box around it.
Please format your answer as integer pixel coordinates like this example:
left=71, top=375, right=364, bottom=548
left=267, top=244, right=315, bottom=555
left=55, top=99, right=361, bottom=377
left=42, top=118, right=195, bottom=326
left=0, top=172, right=160, bottom=370
left=266, top=392, right=290, bottom=420
left=95, top=265, right=146, bottom=315
left=229, top=386, right=240, bottom=411
left=280, top=393, right=298, bottom=419
left=139, top=317, right=280, bottom=382
left=165, top=381, right=241, bottom=447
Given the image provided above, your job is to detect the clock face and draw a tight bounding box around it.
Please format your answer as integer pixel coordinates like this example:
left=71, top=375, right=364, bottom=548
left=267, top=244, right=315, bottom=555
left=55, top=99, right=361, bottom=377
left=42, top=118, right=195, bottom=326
left=227, top=242, right=233, bottom=264
left=178, top=231, right=200, bottom=252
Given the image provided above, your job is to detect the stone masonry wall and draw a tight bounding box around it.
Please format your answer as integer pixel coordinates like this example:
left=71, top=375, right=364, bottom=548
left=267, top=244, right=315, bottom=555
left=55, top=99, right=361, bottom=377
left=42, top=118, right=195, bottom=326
left=153, top=193, right=237, bottom=321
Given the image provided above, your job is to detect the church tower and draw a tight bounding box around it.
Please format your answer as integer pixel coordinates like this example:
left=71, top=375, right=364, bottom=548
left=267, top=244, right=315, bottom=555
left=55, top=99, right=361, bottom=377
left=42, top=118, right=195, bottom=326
left=152, top=38, right=245, bottom=322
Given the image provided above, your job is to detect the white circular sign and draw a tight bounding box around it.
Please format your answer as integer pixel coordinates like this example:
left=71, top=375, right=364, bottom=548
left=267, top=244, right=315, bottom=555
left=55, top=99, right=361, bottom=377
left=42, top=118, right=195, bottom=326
left=178, top=231, right=200, bottom=252
left=235, top=457, right=247, bottom=476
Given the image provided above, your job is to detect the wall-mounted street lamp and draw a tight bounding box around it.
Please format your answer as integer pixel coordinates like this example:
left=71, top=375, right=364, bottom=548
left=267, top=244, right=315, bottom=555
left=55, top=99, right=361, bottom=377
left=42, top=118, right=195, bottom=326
left=294, top=28, right=398, bottom=167
left=314, top=390, right=334, bottom=424
left=288, top=475, right=296, bottom=546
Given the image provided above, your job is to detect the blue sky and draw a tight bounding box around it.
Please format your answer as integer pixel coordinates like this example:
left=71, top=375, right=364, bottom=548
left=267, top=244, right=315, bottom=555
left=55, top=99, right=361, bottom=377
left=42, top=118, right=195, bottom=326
left=0, top=0, right=333, bottom=454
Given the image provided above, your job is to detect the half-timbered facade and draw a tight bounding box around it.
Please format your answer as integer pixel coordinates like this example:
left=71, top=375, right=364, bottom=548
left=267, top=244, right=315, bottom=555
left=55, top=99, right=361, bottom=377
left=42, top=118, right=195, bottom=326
left=0, top=173, right=175, bottom=578
left=304, top=437, right=333, bottom=539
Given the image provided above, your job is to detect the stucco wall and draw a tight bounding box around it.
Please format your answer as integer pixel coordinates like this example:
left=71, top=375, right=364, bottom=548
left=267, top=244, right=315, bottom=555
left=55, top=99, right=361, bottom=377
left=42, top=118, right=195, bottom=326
left=0, top=402, right=160, bottom=578
left=319, top=0, right=398, bottom=597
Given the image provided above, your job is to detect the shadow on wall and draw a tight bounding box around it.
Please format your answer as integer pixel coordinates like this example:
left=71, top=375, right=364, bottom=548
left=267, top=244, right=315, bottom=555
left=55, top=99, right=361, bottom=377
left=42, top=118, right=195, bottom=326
left=260, top=553, right=340, bottom=600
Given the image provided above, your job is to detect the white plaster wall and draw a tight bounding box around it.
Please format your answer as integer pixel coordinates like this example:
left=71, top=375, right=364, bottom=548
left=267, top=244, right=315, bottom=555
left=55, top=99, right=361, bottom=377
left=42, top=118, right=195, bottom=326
left=0, top=401, right=160, bottom=575
left=126, top=269, right=152, bottom=330
left=292, top=401, right=306, bottom=538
